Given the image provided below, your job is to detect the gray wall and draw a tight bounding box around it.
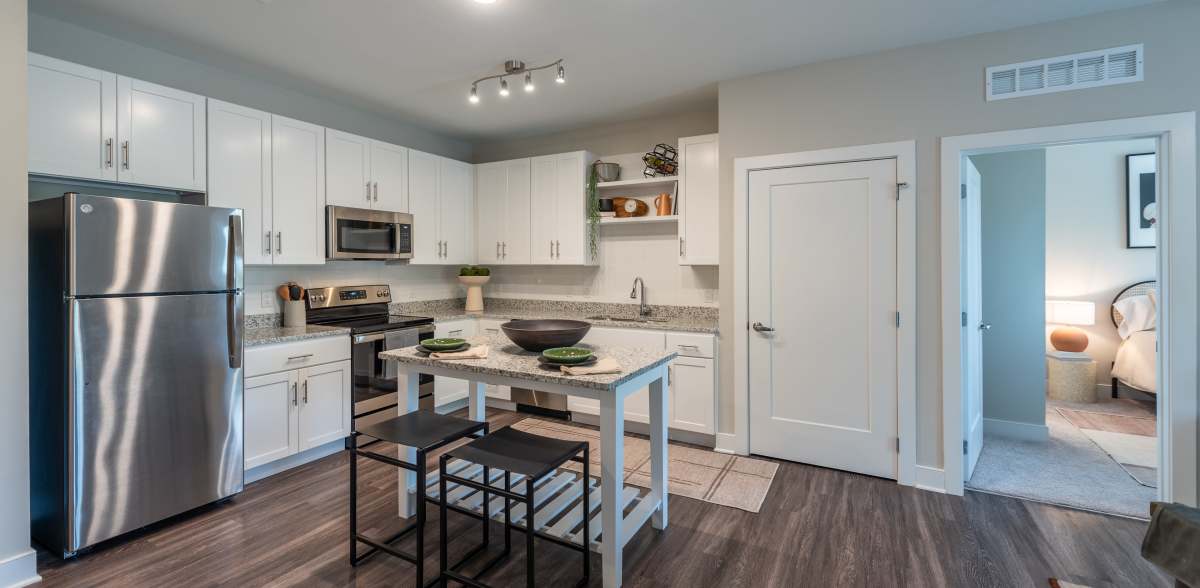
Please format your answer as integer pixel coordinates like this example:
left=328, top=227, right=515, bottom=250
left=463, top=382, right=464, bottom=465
left=718, top=0, right=1200, bottom=472
left=27, top=12, right=473, bottom=162
left=472, top=107, right=717, bottom=163
left=971, top=150, right=1047, bottom=428
left=0, top=0, right=34, bottom=584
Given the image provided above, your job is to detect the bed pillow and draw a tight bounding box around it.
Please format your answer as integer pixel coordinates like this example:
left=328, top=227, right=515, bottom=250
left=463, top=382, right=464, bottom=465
left=1114, top=294, right=1156, bottom=339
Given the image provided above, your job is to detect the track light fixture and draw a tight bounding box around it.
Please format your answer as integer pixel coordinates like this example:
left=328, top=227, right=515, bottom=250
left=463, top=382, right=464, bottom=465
left=468, top=58, right=564, bottom=104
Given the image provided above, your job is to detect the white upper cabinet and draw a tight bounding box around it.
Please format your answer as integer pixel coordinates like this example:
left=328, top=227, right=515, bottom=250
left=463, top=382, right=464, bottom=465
left=326, top=129, right=409, bottom=212
left=116, top=76, right=207, bottom=191
left=325, top=129, right=372, bottom=208
left=270, top=115, right=326, bottom=265
left=475, top=158, right=531, bottom=265
left=438, top=157, right=474, bottom=265
left=408, top=149, right=442, bottom=263
left=677, top=134, right=719, bottom=265
left=370, top=140, right=409, bottom=213
left=530, top=151, right=594, bottom=265
left=28, top=54, right=117, bottom=182
left=28, top=53, right=207, bottom=192
left=207, top=99, right=273, bottom=265
left=409, top=150, right=474, bottom=265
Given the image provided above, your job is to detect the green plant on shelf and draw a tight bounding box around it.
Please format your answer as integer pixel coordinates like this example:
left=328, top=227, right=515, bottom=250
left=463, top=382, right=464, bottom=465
left=459, top=266, right=490, bottom=276
left=587, top=164, right=600, bottom=259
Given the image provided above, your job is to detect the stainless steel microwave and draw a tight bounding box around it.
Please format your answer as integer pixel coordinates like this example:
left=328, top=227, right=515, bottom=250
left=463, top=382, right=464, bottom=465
left=326, top=206, right=413, bottom=261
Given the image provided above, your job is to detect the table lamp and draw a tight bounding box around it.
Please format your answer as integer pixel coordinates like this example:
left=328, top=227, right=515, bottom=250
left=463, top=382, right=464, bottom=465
left=1046, top=300, right=1096, bottom=352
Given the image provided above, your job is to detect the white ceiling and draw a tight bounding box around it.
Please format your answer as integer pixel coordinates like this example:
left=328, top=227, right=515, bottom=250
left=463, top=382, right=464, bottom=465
left=31, top=0, right=1158, bottom=143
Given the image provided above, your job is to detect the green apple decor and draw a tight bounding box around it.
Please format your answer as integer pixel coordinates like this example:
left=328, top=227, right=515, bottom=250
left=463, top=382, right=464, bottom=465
left=458, top=266, right=491, bottom=314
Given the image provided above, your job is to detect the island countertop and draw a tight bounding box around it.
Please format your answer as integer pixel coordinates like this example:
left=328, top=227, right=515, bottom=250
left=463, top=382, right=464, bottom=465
left=378, top=335, right=676, bottom=391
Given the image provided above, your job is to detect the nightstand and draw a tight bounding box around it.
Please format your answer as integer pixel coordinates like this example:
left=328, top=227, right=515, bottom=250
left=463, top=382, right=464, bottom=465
left=1047, top=351, right=1097, bottom=403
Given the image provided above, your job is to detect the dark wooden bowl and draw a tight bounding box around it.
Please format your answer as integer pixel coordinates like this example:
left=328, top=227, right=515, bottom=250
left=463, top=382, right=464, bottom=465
left=500, top=319, right=592, bottom=352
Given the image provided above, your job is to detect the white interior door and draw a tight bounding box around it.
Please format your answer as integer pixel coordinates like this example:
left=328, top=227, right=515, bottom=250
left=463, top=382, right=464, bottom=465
left=748, top=158, right=899, bottom=479
left=963, top=157, right=984, bottom=480
left=325, top=129, right=372, bottom=208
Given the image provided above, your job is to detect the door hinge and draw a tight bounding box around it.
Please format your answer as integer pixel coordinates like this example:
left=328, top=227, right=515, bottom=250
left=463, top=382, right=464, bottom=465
left=963, top=439, right=968, bottom=454
left=960, top=184, right=967, bottom=199
left=896, top=181, right=908, bottom=200
left=895, top=437, right=901, bottom=452
left=961, top=311, right=967, bottom=327
left=895, top=311, right=901, bottom=327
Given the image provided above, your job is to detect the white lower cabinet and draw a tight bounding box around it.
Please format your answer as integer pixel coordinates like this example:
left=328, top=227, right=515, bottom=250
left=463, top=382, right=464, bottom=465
left=433, top=319, right=478, bottom=407
left=669, top=357, right=715, bottom=434
left=477, top=319, right=511, bottom=401
left=244, top=338, right=351, bottom=472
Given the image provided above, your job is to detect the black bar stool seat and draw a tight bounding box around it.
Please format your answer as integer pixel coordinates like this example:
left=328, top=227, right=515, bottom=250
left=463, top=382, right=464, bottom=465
left=438, top=426, right=590, bottom=588
left=349, top=410, right=488, bottom=588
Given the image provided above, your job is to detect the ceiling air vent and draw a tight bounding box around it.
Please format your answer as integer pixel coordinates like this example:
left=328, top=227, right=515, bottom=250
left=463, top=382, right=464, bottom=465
left=986, top=44, right=1143, bottom=101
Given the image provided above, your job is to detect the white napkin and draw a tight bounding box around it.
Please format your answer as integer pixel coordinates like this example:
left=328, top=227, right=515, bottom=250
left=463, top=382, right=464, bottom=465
left=431, top=345, right=489, bottom=360
left=560, top=357, right=622, bottom=376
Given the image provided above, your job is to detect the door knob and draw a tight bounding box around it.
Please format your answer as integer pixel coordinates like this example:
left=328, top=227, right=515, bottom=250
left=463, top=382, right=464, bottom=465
left=752, top=322, right=775, bottom=332
left=979, top=322, right=992, bottom=331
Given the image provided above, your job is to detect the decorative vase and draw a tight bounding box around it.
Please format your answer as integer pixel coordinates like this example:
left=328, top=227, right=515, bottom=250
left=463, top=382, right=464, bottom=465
left=283, top=300, right=306, bottom=327
left=458, top=275, right=491, bottom=314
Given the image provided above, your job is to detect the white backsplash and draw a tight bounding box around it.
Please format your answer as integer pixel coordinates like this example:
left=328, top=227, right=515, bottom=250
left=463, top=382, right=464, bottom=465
left=246, top=262, right=461, bottom=314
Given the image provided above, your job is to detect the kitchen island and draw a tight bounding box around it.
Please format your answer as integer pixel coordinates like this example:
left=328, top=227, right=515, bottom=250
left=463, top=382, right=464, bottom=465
left=380, top=335, right=675, bottom=588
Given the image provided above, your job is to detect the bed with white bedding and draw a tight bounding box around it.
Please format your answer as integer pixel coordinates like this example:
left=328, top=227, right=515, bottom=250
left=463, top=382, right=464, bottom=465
left=1110, top=280, right=1157, bottom=398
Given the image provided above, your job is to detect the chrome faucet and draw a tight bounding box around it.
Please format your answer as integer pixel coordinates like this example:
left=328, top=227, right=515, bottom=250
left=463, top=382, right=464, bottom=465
left=630, top=277, right=649, bottom=317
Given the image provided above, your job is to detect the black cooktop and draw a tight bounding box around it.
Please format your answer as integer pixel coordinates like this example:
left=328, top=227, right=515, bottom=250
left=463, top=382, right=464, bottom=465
left=307, top=303, right=433, bottom=335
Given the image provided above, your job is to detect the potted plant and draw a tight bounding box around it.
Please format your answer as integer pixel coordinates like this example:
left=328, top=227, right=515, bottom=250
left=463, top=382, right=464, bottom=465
left=458, top=266, right=491, bottom=314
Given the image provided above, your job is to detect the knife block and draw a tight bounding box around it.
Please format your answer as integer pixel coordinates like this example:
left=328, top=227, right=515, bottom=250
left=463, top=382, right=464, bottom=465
left=283, top=300, right=306, bottom=328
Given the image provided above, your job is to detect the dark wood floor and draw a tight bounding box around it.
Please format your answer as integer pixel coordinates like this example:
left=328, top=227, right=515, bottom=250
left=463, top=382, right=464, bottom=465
left=36, top=409, right=1170, bottom=587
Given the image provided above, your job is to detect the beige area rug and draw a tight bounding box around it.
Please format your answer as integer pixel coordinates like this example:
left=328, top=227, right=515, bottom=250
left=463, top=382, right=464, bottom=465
left=1056, top=408, right=1158, bottom=488
left=510, top=418, right=778, bottom=513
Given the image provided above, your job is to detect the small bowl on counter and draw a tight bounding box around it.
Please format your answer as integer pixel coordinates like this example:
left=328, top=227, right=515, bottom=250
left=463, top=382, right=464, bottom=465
left=541, top=347, right=594, bottom=364
left=500, top=319, right=591, bottom=352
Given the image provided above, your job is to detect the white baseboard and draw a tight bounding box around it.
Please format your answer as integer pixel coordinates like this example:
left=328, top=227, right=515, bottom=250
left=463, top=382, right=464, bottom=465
left=984, top=417, right=1049, bottom=442
left=914, top=465, right=947, bottom=493
left=0, top=549, right=40, bottom=588
left=246, top=439, right=345, bottom=484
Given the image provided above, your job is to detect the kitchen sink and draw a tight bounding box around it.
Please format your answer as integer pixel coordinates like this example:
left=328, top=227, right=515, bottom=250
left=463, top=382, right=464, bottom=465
left=586, top=315, right=669, bottom=323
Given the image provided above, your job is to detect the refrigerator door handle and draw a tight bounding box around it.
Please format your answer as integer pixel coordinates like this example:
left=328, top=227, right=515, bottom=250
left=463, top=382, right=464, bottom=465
left=227, top=292, right=243, bottom=369
left=228, top=214, right=243, bottom=291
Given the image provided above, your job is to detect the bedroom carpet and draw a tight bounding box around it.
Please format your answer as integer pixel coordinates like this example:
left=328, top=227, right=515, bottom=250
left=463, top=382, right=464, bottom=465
left=967, top=401, right=1156, bottom=519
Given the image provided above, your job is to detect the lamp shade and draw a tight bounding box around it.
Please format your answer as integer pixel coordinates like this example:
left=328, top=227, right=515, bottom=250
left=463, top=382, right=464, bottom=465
left=1046, top=300, right=1095, bottom=326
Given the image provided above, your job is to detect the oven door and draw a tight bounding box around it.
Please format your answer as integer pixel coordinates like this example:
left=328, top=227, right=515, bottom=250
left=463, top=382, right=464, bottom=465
left=326, top=206, right=413, bottom=260
left=351, top=325, right=434, bottom=445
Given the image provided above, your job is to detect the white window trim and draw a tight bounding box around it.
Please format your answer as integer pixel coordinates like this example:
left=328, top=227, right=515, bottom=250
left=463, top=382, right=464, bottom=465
left=940, top=113, right=1198, bottom=503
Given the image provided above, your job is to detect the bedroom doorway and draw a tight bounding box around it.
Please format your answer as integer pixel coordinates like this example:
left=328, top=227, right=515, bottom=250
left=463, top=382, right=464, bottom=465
left=961, top=139, right=1160, bottom=518
left=940, top=113, right=1197, bottom=509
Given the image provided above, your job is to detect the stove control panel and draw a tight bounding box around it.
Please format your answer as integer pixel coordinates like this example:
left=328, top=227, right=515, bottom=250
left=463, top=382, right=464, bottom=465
left=305, top=284, right=392, bottom=309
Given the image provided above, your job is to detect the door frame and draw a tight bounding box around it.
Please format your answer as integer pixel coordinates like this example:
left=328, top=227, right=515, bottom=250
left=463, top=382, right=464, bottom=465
left=731, top=141, right=918, bottom=487
left=941, top=113, right=1198, bottom=502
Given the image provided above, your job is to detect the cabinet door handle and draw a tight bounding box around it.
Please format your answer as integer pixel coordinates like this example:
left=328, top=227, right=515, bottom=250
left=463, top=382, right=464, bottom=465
left=373, top=181, right=379, bottom=202
left=549, top=240, right=554, bottom=258
left=121, top=140, right=130, bottom=170
left=276, top=231, right=283, bottom=254
left=105, top=138, right=113, bottom=168
left=680, top=238, right=685, bottom=256
left=497, top=241, right=501, bottom=258
left=265, top=231, right=272, bottom=255
left=555, top=240, right=560, bottom=258
left=366, top=181, right=372, bottom=201
left=292, top=382, right=298, bottom=406
left=286, top=353, right=314, bottom=361
left=502, top=242, right=506, bottom=257
left=302, top=380, right=309, bottom=404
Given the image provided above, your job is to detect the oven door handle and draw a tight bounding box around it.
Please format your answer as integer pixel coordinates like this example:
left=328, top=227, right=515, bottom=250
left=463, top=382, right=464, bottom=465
left=353, top=332, right=388, bottom=344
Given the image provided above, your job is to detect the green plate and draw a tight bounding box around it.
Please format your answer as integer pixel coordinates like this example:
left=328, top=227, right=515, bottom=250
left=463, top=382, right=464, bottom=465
left=420, top=338, right=467, bottom=351
left=541, top=347, right=594, bottom=364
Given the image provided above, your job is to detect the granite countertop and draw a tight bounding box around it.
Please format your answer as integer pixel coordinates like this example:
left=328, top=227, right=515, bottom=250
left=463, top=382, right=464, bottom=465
left=406, top=308, right=718, bottom=334
left=379, top=335, right=676, bottom=391
left=244, top=324, right=351, bottom=347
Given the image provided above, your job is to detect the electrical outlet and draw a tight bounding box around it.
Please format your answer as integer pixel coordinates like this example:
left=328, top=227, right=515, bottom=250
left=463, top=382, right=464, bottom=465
left=260, top=291, right=273, bottom=309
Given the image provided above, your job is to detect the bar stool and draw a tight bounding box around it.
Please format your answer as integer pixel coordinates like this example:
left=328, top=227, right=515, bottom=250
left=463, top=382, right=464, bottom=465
left=350, top=410, right=488, bottom=587
left=437, top=426, right=590, bottom=588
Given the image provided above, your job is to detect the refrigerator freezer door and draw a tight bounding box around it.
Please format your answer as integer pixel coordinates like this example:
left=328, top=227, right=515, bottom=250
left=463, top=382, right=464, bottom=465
left=68, top=193, right=244, bottom=296
left=68, top=292, right=244, bottom=552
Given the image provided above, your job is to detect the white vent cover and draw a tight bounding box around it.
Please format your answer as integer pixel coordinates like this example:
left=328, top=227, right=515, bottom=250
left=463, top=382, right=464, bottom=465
left=986, top=44, right=1143, bottom=101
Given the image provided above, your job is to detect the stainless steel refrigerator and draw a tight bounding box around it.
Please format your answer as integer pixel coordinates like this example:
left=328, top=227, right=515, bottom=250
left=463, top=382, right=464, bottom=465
left=29, top=193, right=245, bottom=557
